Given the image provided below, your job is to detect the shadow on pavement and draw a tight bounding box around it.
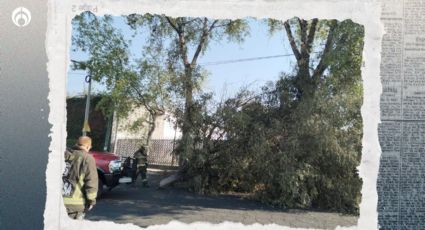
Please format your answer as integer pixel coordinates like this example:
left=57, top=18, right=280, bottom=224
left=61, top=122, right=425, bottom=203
left=86, top=170, right=358, bottom=228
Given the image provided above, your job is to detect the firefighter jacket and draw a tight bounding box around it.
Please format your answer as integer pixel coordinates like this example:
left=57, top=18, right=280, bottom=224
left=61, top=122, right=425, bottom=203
left=62, top=146, right=98, bottom=213
left=134, top=149, right=148, bottom=167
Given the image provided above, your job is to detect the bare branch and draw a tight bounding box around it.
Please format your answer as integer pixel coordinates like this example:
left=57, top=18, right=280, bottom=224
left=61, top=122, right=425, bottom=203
left=211, top=22, right=231, bottom=29
left=70, top=59, right=83, bottom=64
left=298, top=18, right=307, bottom=46
left=283, top=21, right=302, bottom=62
left=165, top=16, right=180, bottom=34
left=208, top=20, right=219, bottom=32
left=306, top=19, right=318, bottom=52
left=130, top=83, right=155, bottom=115
left=191, top=18, right=213, bottom=66
left=70, top=59, right=87, bottom=70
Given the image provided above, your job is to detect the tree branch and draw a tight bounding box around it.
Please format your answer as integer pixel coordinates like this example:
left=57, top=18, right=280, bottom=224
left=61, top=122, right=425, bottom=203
left=70, top=59, right=83, bottom=64
left=191, top=18, right=216, bottom=66
left=297, top=18, right=311, bottom=73
left=70, top=59, right=87, bottom=70
left=174, top=24, right=190, bottom=67
left=298, top=18, right=307, bottom=46
left=211, top=22, right=231, bottom=29
left=283, top=21, right=302, bottom=62
left=313, top=20, right=337, bottom=79
left=306, top=19, right=318, bottom=52
left=181, top=18, right=201, bottom=26
left=130, top=83, right=156, bottom=115
left=165, top=16, right=180, bottom=34
left=208, top=20, right=219, bottom=32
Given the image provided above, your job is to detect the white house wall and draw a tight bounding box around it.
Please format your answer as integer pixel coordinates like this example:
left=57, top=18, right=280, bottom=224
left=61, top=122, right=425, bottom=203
left=110, top=106, right=182, bottom=149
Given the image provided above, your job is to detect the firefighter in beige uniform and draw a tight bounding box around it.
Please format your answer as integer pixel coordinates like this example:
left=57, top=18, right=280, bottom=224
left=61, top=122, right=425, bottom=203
left=62, top=136, right=98, bottom=219
left=133, top=146, right=149, bottom=187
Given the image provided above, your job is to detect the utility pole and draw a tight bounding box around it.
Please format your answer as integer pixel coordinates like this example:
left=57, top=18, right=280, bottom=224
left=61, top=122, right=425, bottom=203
left=82, top=75, right=92, bottom=136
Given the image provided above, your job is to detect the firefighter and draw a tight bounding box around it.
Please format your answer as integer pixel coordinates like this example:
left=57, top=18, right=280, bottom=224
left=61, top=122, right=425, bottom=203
left=133, top=146, right=149, bottom=187
left=62, top=136, right=98, bottom=219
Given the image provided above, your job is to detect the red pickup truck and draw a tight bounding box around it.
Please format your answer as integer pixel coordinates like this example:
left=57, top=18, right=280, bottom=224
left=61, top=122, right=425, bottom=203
left=89, top=151, right=132, bottom=197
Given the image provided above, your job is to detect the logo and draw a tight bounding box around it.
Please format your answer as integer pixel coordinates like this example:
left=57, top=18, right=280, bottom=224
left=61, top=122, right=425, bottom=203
left=12, top=7, right=31, bottom=27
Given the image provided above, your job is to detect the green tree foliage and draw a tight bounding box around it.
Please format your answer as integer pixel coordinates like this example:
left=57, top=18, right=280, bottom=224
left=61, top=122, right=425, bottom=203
left=71, top=12, right=176, bottom=146
left=71, top=12, right=250, bottom=149
left=180, top=18, right=364, bottom=214
left=126, top=14, right=250, bottom=160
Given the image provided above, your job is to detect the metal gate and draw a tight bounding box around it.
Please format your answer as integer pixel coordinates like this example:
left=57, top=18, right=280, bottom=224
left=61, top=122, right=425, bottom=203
left=114, top=139, right=179, bottom=167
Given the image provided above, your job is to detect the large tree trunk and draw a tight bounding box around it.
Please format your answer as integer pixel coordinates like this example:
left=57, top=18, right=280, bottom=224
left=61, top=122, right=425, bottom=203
left=283, top=18, right=336, bottom=99
left=180, top=66, right=194, bottom=166
left=145, top=113, right=157, bottom=149
left=165, top=17, right=216, bottom=167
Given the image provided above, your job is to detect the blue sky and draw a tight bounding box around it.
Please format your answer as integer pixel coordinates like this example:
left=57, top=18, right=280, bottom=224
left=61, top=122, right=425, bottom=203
left=67, top=16, right=296, bottom=101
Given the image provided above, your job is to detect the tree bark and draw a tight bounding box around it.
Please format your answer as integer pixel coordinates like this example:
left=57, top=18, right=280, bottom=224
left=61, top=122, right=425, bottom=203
left=145, top=114, right=157, bottom=148
left=175, top=18, right=215, bottom=162
left=312, top=20, right=337, bottom=80
left=283, top=18, right=334, bottom=98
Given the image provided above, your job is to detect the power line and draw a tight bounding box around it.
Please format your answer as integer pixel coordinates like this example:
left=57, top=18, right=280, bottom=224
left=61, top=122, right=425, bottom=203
left=68, top=52, right=301, bottom=76
left=68, top=72, right=88, bottom=76
left=199, top=53, right=296, bottom=66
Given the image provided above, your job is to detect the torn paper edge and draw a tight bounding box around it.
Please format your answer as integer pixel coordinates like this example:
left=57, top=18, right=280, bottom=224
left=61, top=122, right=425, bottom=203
left=44, top=0, right=384, bottom=229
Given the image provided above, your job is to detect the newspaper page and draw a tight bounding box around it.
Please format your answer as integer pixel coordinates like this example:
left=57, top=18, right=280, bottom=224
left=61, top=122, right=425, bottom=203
left=378, top=0, right=425, bottom=228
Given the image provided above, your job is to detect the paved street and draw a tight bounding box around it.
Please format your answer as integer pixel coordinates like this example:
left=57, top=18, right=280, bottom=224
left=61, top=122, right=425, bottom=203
left=86, top=170, right=358, bottom=229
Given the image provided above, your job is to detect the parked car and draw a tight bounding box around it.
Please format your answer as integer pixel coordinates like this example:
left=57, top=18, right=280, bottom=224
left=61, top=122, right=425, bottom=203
left=89, top=151, right=132, bottom=197
left=89, top=151, right=123, bottom=197
left=89, top=151, right=131, bottom=197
